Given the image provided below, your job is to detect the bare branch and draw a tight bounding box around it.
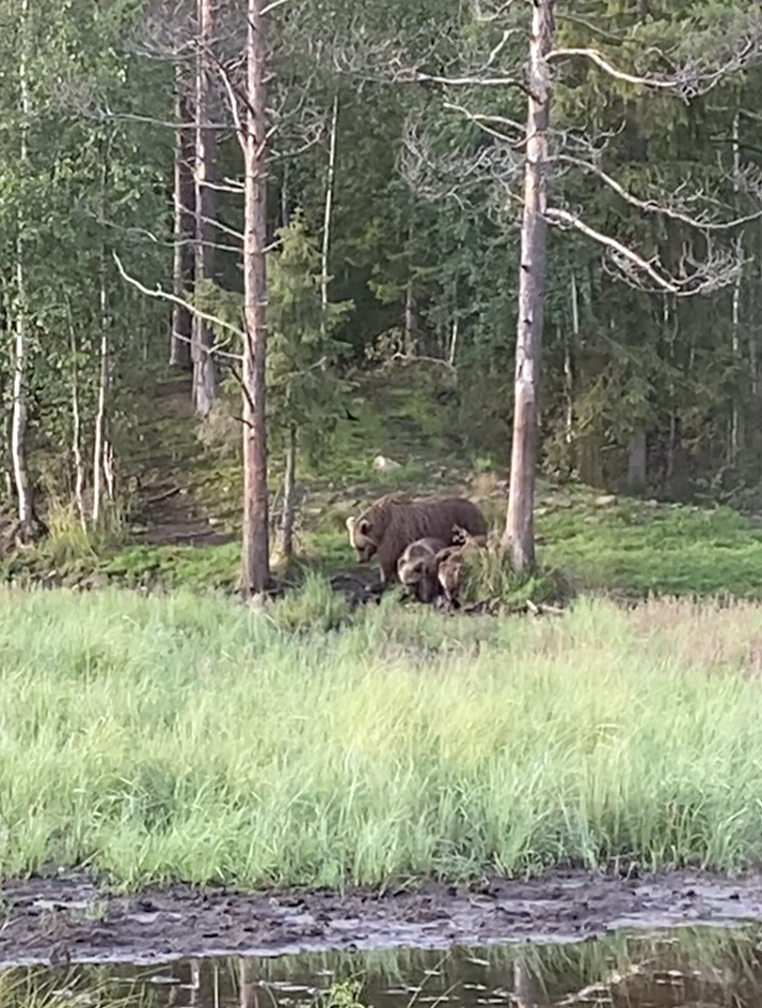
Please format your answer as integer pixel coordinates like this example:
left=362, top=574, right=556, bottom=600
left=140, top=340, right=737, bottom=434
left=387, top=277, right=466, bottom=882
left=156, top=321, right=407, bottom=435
left=443, top=102, right=525, bottom=145
left=261, top=0, right=291, bottom=13
left=402, top=69, right=530, bottom=93
left=545, top=207, right=742, bottom=296
left=549, top=26, right=762, bottom=101
left=473, top=0, right=522, bottom=23
left=481, top=28, right=522, bottom=71
left=558, top=155, right=762, bottom=231
left=547, top=48, right=685, bottom=91
left=112, top=252, right=245, bottom=355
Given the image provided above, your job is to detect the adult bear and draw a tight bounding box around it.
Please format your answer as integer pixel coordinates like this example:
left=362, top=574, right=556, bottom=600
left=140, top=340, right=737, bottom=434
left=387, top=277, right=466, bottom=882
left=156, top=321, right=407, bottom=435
left=346, top=492, right=487, bottom=585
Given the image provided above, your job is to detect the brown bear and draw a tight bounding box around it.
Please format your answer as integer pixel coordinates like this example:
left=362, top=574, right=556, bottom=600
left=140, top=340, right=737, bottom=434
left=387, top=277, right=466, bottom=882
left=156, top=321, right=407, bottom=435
left=435, top=527, right=495, bottom=607
left=346, top=492, right=487, bottom=585
left=396, top=536, right=448, bottom=603
left=434, top=545, right=467, bottom=607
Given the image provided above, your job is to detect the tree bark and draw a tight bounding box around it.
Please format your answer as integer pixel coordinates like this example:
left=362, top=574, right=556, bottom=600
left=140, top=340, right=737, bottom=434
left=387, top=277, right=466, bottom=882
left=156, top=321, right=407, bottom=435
left=171, top=64, right=195, bottom=371
left=92, top=149, right=112, bottom=528
left=11, top=0, right=34, bottom=542
left=68, top=311, right=86, bottom=531
left=192, top=0, right=218, bottom=414
left=321, top=93, right=339, bottom=313
left=504, top=0, right=555, bottom=573
left=730, top=110, right=742, bottom=465
left=627, top=428, right=647, bottom=494
left=241, top=0, right=271, bottom=596
left=278, top=425, right=297, bottom=561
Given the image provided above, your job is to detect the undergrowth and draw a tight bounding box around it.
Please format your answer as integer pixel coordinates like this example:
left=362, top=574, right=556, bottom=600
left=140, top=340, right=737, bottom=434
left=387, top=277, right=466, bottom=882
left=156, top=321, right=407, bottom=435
left=2, top=588, right=762, bottom=888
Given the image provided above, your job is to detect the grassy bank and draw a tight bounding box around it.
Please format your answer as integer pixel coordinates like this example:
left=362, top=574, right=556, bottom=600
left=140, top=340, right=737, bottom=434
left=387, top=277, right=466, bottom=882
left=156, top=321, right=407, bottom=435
left=2, top=587, right=762, bottom=889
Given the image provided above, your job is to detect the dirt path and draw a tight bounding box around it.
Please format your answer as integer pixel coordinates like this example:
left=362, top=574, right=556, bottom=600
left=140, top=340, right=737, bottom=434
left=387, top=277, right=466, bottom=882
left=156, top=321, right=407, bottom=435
left=130, top=375, right=236, bottom=548
left=3, top=869, right=762, bottom=967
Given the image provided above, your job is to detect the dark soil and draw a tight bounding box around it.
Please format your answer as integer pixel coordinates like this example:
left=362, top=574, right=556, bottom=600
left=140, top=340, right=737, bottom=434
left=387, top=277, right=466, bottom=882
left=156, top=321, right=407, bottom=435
left=4, top=869, right=762, bottom=967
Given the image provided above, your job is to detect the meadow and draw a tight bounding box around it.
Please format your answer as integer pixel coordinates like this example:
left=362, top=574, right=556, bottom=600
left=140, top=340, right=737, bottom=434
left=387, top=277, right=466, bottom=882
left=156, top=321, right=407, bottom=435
left=3, top=583, right=762, bottom=890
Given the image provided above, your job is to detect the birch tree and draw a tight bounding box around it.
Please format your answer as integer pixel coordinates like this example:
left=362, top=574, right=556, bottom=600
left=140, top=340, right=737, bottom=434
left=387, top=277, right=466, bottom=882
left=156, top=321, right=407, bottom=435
left=10, top=0, right=36, bottom=542
left=192, top=0, right=218, bottom=413
left=171, top=60, right=195, bottom=371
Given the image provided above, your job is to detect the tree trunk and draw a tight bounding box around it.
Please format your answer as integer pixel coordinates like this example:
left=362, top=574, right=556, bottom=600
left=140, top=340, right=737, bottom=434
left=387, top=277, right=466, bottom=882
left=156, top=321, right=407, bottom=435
left=730, top=110, right=742, bottom=466
left=92, top=151, right=111, bottom=528
left=11, top=0, right=34, bottom=543
left=241, top=0, right=271, bottom=597
left=192, top=0, right=218, bottom=414
left=171, top=64, right=195, bottom=371
left=278, top=425, right=297, bottom=561
left=627, top=428, right=647, bottom=494
left=321, top=93, right=339, bottom=313
left=504, top=0, right=554, bottom=573
left=68, top=312, right=86, bottom=531
left=404, top=281, right=418, bottom=353
left=239, top=958, right=259, bottom=1008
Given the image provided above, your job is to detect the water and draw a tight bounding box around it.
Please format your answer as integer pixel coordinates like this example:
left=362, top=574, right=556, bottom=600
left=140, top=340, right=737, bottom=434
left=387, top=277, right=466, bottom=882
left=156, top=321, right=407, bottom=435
left=4, top=925, right=762, bottom=1008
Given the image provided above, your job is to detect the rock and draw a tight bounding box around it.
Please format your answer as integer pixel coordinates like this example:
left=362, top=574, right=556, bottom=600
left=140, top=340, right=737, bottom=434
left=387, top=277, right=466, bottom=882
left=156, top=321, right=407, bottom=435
left=372, top=454, right=402, bottom=472
left=594, top=494, right=618, bottom=507
left=645, top=499, right=660, bottom=508
left=247, top=592, right=270, bottom=613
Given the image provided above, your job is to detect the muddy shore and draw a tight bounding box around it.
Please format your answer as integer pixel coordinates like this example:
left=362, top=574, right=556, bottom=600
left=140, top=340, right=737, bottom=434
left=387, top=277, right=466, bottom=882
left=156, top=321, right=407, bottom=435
left=2, top=868, right=762, bottom=967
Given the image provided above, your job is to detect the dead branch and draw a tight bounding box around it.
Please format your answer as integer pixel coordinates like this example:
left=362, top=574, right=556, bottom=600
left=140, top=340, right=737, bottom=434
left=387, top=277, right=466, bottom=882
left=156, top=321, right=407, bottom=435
left=112, top=252, right=245, bottom=356
left=261, top=0, right=291, bottom=13
left=549, top=27, right=762, bottom=102
left=443, top=102, right=525, bottom=146
left=558, top=155, right=762, bottom=231
left=547, top=47, right=684, bottom=90
left=545, top=207, right=742, bottom=296
left=473, top=0, right=521, bottom=24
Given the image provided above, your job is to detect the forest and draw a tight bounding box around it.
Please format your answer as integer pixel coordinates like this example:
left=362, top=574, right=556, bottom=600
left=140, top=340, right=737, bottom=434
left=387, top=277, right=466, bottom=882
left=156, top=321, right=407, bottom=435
left=6, top=0, right=762, bottom=936
left=2, top=0, right=762, bottom=598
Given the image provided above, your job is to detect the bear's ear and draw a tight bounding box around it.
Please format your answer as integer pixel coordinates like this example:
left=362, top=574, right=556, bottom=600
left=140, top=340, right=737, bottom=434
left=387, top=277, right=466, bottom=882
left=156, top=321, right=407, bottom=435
left=358, top=519, right=370, bottom=536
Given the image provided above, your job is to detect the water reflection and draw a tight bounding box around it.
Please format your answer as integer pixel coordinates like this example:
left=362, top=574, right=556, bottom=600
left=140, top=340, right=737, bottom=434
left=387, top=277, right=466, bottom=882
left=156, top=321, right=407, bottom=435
left=3, top=925, right=762, bottom=1008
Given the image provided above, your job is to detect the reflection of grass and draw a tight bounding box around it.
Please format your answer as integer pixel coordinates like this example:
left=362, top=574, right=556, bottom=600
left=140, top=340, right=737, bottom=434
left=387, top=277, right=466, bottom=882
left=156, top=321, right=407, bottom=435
left=9, top=925, right=762, bottom=1008
left=4, top=589, right=762, bottom=886
left=0, top=964, right=155, bottom=1008
left=218, top=926, right=762, bottom=1008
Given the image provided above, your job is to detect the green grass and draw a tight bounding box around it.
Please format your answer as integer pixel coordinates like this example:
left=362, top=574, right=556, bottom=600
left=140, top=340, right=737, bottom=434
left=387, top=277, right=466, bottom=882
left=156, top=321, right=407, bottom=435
left=539, top=500, right=762, bottom=599
left=3, top=586, right=762, bottom=889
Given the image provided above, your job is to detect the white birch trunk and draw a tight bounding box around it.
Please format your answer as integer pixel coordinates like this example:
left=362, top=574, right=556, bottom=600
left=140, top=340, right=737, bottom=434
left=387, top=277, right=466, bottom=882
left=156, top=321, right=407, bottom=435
left=92, top=153, right=111, bottom=527
left=11, top=0, right=34, bottom=540
left=192, top=0, right=218, bottom=414
left=321, top=93, right=339, bottom=314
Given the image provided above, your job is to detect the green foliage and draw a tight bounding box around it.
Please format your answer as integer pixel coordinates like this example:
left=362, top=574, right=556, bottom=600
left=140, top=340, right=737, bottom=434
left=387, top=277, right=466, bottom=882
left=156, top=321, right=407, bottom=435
left=459, top=544, right=569, bottom=608
left=267, top=211, right=356, bottom=465
left=271, top=572, right=354, bottom=633
left=323, top=981, right=366, bottom=1008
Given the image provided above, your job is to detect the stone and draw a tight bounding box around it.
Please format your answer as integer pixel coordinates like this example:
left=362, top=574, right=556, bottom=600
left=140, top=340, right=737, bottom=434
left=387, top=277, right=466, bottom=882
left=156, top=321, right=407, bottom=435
left=372, top=454, right=402, bottom=472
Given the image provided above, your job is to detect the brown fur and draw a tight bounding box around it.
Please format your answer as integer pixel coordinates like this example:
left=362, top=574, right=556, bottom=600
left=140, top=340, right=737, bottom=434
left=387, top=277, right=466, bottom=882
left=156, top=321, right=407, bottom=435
left=451, top=524, right=491, bottom=549
left=435, top=530, right=493, bottom=607
left=346, top=492, right=487, bottom=585
left=397, top=537, right=447, bottom=603
left=435, top=546, right=466, bottom=607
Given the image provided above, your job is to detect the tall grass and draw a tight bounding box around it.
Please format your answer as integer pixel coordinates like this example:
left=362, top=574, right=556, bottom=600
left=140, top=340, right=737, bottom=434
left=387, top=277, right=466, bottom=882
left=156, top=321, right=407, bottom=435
left=2, top=586, right=762, bottom=889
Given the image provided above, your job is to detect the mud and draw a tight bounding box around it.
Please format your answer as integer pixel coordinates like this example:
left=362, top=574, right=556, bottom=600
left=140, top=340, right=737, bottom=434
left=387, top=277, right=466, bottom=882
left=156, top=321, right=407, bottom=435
left=3, top=868, right=762, bottom=968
